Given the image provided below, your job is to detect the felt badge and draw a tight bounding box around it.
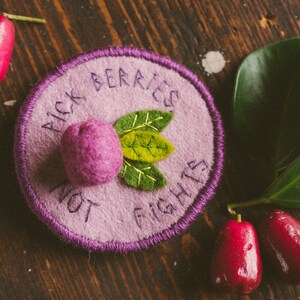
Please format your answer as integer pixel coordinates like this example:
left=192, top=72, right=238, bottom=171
left=14, top=47, right=224, bottom=252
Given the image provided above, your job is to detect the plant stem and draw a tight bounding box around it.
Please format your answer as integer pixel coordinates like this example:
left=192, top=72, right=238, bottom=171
left=236, top=214, right=242, bottom=223
left=227, top=198, right=270, bottom=216
left=3, top=13, right=46, bottom=24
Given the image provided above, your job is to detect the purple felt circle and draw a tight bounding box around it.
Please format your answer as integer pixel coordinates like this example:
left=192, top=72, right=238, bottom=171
left=14, top=47, right=224, bottom=253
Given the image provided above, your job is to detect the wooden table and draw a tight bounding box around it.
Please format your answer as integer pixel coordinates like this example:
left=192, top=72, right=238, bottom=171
left=1, top=0, right=300, bottom=299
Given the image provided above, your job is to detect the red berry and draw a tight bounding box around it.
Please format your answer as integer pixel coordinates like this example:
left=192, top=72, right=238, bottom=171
left=0, top=15, right=15, bottom=82
left=210, top=219, right=262, bottom=294
left=259, top=210, right=300, bottom=284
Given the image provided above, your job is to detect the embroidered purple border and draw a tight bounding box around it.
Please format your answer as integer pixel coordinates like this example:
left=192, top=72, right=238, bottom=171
left=14, top=47, right=224, bottom=253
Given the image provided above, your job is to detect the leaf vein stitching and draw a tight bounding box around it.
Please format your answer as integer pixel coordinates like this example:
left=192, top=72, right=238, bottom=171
left=124, top=159, right=156, bottom=185
left=121, top=113, right=164, bottom=135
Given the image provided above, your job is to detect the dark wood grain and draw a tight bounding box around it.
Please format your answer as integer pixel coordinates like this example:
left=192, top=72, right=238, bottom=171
left=1, top=0, right=300, bottom=299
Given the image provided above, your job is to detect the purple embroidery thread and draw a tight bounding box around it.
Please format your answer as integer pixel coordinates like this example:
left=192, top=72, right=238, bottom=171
left=14, top=47, right=225, bottom=253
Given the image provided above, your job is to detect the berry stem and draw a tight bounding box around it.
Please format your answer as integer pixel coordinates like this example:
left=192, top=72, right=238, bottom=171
left=236, top=214, right=242, bottom=223
left=227, top=198, right=270, bottom=217
left=3, top=13, right=46, bottom=24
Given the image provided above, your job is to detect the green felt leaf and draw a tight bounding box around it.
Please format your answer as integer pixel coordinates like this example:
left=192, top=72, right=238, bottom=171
left=114, top=110, right=173, bottom=137
left=118, top=159, right=166, bottom=191
left=262, top=156, right=300, bottom=208
left=120, top=131, right=174, bottom=162
left=233, top=38, right=300, bottom=177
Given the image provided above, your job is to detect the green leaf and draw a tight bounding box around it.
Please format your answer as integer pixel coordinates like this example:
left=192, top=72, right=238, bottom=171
left=233, top=38, right=300, bottom=177
left=118, top=159, right=166, bottom=191
left=262, top=156, right=300, bottom=208
left=114, top=110, right=173, bottom=137
left=120, top=131, right=174, bottom=162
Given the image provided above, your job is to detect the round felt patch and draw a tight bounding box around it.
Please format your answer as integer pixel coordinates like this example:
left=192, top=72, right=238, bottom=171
left=14, top=47, right=224, bottom=252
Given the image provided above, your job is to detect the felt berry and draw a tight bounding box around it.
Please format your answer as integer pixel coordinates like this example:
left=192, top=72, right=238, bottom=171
left=259, top=210, right=300, bottom=284
left=60, top=119, right=123, bottom=187
left=210, top=215, right=262, bottom=294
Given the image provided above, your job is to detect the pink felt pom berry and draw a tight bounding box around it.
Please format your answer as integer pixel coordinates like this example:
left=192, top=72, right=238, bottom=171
left=60, top=119, right=123, bottom=187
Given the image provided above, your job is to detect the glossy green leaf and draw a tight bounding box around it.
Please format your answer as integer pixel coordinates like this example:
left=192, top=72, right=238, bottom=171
left=114, top=110, right=173, bottom=137
left=120, top=131, right=174, bottom=162
left=262, top=156, right=300, bottom=208
left=118, top=159, right=166, bottom=191
left=233, top=38, right=300, bottom=176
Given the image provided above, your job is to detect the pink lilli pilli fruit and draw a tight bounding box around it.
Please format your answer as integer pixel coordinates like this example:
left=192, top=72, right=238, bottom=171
left=0, top=15, right=15, bottom=82
left=60, top=119, right=123, bottom=187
